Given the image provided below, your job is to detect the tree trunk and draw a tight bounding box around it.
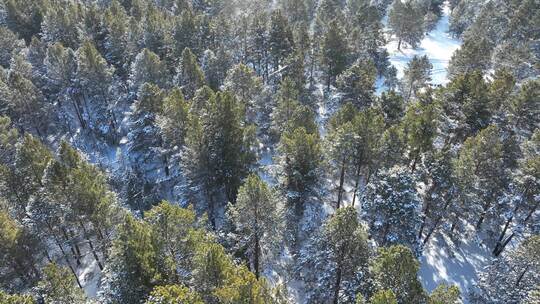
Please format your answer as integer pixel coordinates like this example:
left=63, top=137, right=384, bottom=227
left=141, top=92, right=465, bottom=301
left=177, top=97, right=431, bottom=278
left=351, top=162, right=362, bottom=207
left=61, top=227, right=81, bottom=266
left=516, top=265, right=529, bottom=287
left=476, top=200, right=492, bottom=230
left=254, top=232, right=261, bottom=279
left=336, top=157, right=346, bottom=209
left=397, top=38, right=402, bottom=51
left=423, top=196, right=452, bottom=245
left=78, top=220, right=104, bottom=270
left=333, top=263, right=342, bottom=304
left=46, top=222, right=82, bottom=288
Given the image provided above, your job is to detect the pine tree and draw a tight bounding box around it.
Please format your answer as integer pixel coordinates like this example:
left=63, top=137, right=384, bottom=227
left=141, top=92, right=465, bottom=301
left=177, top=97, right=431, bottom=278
left=453, top=125, right=506, bottom=231
left=402, top=55, right=432, bottom=101
left=472, top=235, right=540, bottom=303
left=321, top=20, right=348, bottom=91
left=378, top=90, right=405, bottom=126
left=325, top=206, right=370, bottom=304
left=492, top=130, right=540, bottom=256
left=277, top=127, right=322, bottom=206
left=223, top=64, right=264, bottom=123
left=269, top=10, right=294, bottom=70
left=156, top=88, right=190, bottom=177
left=362, top=166, right=422, bottom=250
left=337, top=59, right=377, bottom=109
left=325, top=120, right=357, bottom=208
left=37, top=263, right=87, bottom=304
left=76, top=41, right=117, bottom=137
left=0, top=27, right=25, bottom=68
left=448, top=38, right=492, bottom=77
left=0, top=210, right=42, bottom=290
left=349, top=107, right=385, bottom=206
left=146, top=285, right=204, bottom=304
left=228, top=174, right=282, bottom=279
left=439, top=71, right=491, bottom=144
left=428, top=284, right=461, bottom=304
left=182, top=90, right=255, bottom=226
left=130, top=48, right=167, bottom=91
left=507, top=78, right=540, bottom=136
left=370, top=290, right=398, bottom=304
left=177, top=48, right=205, bottom=99
left=401, top=100, right=437, bottom=172
left=101, top=214, right=161, bottom=304
left=371, top=245, right=426, bottom=304
left=0, top=290, right=35, bottom=304
left=388, top=0, right=425, bottom=50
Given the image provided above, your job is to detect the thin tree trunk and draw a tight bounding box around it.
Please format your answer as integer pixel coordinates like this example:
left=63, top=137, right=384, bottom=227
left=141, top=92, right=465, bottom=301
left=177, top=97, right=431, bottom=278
left=336, top=157, right=346, bottom=209
left=333, top=262, right=342, bottom=304
left=476, top=200, right=492, bottom=230
left=516, top=265, right=529, bottom=287
left=351, top=162, right=362, bottom=207
left=254, top=232, right=261, bottom=279
left=46, top=222, right=82, bottom=288
left=78, top=220, right=104, bottom=270
left=61, top=227, right=81, bottom=266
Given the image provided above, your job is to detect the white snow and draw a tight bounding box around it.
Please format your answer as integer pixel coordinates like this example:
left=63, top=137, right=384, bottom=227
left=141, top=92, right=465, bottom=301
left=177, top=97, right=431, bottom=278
left=385, top=3, right=461, bottom=86
left=419, top=231, right=492, bottom=302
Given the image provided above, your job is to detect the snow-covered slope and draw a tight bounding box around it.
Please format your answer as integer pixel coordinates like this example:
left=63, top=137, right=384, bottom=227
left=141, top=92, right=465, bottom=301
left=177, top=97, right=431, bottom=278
left=385, top=4, right=461, bottom=85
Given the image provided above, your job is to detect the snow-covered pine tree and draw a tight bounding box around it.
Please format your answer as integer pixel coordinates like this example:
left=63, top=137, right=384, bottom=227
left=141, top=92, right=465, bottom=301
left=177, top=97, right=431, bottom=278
left=362, top=166, right=422, bottom=251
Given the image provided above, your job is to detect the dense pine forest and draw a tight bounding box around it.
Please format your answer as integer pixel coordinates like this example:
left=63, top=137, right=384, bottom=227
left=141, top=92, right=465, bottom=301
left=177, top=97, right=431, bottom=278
left=0, top=0, right=538, bottom=303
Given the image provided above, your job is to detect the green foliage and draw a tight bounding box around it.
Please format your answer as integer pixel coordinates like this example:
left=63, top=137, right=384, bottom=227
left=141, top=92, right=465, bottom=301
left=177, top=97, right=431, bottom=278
left=337, top=59, right=377, bottom=109
left=370, top=289, right=398, bottom=304
left=321, top=20, right=348, bottom=89
left=371, top=245, right=426, bottom=304
left=37, top=263, right=86, bottom=304
left=228, top=174, right=282, bottom=278
left=146, top=285, right=203, bottom=304
left=278, top=127, right=322, bottom=197
left=0, top=290, right=35, bottom=304
left=388, top=0, right=425, bottom=49
left=428, top=284, right=461, bottom=304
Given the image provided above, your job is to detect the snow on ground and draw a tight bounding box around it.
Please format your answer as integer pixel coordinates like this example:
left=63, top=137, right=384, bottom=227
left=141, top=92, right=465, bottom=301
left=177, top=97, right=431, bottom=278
left=419, top=231, right=492, bottom=302
left=385, top=3, right=461, bottom=85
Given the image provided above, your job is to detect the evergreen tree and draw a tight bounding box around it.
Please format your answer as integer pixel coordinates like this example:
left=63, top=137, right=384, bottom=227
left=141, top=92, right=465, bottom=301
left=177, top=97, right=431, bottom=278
left=472, top=235, right=540, bottom=303
left=453, top=125, right=507, bottom=231
left=37, top=263, right=87, bottom=304
left=388, top=0, right=425, bottom=50
left=101, top=214, right=160, bottom=304
left=269, top=10, right=294, bottom=70
left=448, top=38, right=492, bottom=77
left=228, top=174, right=282, bottom=279
left=362, top=166, right=422, bottom=250
left=371, top=245, right=426, bottom=304
left=0, top=27, right=24, bottom=68
left=182, top=90, right=255, bottom=226
left=401, top=100, right=437, bottom=172
left=349, top=107, right=385, bottom=206
left=428, top=284, right=461, bottom=304
left=370, top=290, right=398, bottom=304
left=325, top=206, right=369, bottom=304
left=402, top=55, right=432, bottom=101
left=130, top=48, right=167, bottom=91
left=378, top=90, right=405, bottom=126
left=146, top=285, right=204, bottom=304
left=0, top=290, right=35, bottom=304
left=0, top=209, right=42, bottom=290
left=337, top=59, right=377, bottom=109
left=321, top=20, right=348, bottom=90
left=177, top=48, right=205, bottom=99
left=439, top=71, right=491, bottom=144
